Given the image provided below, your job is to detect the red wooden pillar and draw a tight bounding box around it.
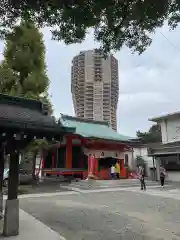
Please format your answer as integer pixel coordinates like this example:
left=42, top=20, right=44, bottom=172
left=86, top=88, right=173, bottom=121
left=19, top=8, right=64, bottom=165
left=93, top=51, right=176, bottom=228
left=51, top=152, right=55, bottom=168
left=79, top=154, right=84, bottom=168
left=66, top=136, right=72, bottom=168
left=120, top=159, right=126, bottom=178
left=88, top=154, right=98, bottom=178
left=94, top=158, right=98, bottom=177
left=88, top=154, right=91, bottom=175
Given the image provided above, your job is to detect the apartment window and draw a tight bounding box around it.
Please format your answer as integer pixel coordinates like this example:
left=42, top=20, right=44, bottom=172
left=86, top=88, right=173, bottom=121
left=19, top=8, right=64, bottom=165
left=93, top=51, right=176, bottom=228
left=86, top=94, right=93, bottom=98
left=95, top=67, right=101, bottom=71
left=94, top=72, right=101, bottom=76
left=73, top=63, right=78, bottom=68
left=95, top=64, right=101, bottom=68
left=103, top=90, right=109, bottom=94
left=94, top=57, right=101, bottom=61
left=78, top=73, right=84, bottom=77
left=86, top=104, right=93, bottom=108
left=78, top=55, right=85, bottom=60
left=79, top=63, right=84, bottom=68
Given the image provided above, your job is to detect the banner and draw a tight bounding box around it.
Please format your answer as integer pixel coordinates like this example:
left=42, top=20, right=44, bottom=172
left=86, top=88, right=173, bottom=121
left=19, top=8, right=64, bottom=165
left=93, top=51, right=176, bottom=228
left=83, top=148, right=124, bottom=159
left=88, top=154, right=98, bottom=179
left=88, top=154, right=94, bottom=176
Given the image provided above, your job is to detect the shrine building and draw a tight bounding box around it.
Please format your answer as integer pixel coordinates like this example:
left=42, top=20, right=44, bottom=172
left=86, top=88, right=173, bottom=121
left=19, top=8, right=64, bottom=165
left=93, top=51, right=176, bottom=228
left=43, top=115, right=133, bottom=179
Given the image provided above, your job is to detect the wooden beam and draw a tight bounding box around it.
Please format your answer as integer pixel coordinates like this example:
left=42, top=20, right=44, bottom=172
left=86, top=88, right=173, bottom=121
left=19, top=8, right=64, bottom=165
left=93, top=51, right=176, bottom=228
left=7, top=151, right=19, bottom=200
left=65, top=136, right=72, bottom=168
left=51, top=152, right=55, bottom=168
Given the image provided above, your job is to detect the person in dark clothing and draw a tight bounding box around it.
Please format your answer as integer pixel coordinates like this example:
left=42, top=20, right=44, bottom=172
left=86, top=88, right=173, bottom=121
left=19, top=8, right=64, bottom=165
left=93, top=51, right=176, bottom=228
left=160, top=165, right=166, bottom=187
left=138, top=165, right=146, bottom=190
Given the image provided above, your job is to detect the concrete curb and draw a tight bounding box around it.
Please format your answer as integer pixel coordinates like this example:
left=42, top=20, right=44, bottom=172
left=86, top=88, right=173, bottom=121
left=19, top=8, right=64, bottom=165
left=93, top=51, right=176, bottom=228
left=0, top=209, right=67, bottom=240
left=60, top=184, right=163, bottom=194
left=60, top=186, right=84, bottom=193
left=3, top=191, right=79, bottom=200
left=1, top=183, right=173, bottom=199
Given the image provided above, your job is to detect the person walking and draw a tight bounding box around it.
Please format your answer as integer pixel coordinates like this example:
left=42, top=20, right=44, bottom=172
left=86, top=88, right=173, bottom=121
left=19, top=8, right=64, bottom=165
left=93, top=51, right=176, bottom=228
left=110, top=165, right=115, bottom=179
left=159, top=165, right=166, bottom=188
left=138, top=165, right=146, bottom=190
left=115, top=161, right=120, bottom=179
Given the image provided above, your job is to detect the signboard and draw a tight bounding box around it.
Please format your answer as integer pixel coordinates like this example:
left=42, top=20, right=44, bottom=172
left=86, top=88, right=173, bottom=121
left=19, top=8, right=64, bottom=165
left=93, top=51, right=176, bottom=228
left=83, top=148, right=123, bottom=159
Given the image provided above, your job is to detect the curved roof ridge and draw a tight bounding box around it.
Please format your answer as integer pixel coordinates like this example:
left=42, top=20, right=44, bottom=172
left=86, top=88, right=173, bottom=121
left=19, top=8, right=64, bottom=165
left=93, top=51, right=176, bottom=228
left=61, top=114, right=109, bottom=126
left=60, top=114, right=132, bottom=142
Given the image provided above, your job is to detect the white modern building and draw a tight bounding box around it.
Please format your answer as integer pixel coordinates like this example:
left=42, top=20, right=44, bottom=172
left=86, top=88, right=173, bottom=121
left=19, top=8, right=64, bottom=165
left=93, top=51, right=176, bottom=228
left=151, top=111, right=180, bottom=144
left=126, top=146, right=154, bottom=170
left=71, top=49, right=119, bottom=130
left=149, top=112, right=180, bottom=182
left=124, top=141, right=154, bottom=178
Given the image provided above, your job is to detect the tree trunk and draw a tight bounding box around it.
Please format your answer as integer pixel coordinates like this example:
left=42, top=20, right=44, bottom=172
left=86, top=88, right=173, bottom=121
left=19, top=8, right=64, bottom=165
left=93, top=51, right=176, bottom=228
left=32, top=154, right=36, bottom=180
left=37, top=153, right=42, bottom=176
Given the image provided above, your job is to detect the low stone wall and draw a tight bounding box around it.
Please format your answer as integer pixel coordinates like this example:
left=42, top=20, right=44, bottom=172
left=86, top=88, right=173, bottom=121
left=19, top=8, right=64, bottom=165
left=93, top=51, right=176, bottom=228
left=167, top=171, right=180, bottom=182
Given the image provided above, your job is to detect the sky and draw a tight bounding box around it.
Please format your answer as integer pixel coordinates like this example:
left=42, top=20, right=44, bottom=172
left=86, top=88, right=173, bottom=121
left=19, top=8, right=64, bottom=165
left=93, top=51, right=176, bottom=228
left=1, top=24, right=180, bottom=137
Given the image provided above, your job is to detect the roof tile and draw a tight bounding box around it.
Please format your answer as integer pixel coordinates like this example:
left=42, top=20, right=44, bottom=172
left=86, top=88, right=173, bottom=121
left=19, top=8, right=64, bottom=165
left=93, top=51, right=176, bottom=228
left=0, top=94, right=74, bottom=134
left=60, top=115, right=132, bottom=142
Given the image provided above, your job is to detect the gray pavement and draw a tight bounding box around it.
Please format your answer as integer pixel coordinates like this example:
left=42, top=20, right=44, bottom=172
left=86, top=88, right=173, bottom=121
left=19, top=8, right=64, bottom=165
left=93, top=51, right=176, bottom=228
left=67, top=179, right=160, bottom=190
left=0, top=209, right=66, bottom=240
left=62, top=179, right=180, bottom=193
left=19, top=186, right=180, bottom=240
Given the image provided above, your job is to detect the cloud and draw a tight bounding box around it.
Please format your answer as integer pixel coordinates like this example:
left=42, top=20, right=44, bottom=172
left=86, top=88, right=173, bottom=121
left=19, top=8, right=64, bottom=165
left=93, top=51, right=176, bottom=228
left=116, top=24, right=180, bottom=136
left=43, top=28, right=100, bottom=119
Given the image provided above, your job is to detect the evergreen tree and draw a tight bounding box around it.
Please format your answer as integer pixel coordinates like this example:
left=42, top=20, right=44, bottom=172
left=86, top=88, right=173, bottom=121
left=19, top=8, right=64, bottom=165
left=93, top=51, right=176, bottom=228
left=0, top=21, right=52, bottom=112
left=0, top=1, right=179, bottom=54
left=136, top=124, right=162, bottom=144
left=0, top=21, right=53, bottom=186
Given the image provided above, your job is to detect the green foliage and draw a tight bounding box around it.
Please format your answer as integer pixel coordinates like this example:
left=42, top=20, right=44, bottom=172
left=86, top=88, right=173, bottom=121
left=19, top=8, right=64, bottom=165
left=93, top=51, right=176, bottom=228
left=0, top=64, right=20, bottom=95
left=25, top=139, right=49, bottom=155
left=4, top=22, right=46, bottom=77
left=136, top=124, right=161, bottom=144
left=0, top=1, right=179, bottom=54
left=136, top=156, right=145, bottom=166
left=24, top=138, right=49, bottom=180
left=0, top=20, right=52, bottom=112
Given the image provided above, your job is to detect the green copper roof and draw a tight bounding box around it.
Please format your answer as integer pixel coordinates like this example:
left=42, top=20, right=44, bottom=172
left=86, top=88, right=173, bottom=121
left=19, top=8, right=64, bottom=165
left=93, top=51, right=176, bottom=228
left=60, top=115, right=131, bottom=142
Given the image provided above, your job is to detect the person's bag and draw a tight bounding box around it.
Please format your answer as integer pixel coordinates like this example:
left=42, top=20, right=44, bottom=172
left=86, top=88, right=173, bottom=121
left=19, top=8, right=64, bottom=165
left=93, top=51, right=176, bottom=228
left=160, top=171, right=165, bottom=178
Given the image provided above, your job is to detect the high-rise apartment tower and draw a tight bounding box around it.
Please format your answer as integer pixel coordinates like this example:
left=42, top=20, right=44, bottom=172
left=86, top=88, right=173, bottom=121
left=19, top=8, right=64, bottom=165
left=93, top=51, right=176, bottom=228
left=71, top=49, right=119, bottom=130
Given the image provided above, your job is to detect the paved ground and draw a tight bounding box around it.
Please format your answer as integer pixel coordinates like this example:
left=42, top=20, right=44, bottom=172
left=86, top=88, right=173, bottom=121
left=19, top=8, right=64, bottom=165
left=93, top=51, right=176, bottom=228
left=3, top=176, right=71, bottom=195
left=19, top=182, right=180, bottom=240
left=66, top=179, right=161, bottom=191
left=63, top=179, right=180, bottom=193
left=0, top=209, right=66, bottom=240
